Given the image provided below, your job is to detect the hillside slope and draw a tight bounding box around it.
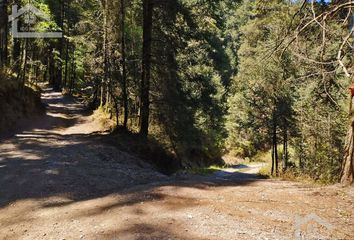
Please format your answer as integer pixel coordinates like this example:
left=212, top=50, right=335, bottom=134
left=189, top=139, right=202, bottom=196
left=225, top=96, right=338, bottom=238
left=0, top=83, right=44, bottom=134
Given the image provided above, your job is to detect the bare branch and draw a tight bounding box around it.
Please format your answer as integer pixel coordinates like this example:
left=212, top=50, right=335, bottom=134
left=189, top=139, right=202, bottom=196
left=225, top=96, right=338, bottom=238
left=337, top=26, right=353, bottom=78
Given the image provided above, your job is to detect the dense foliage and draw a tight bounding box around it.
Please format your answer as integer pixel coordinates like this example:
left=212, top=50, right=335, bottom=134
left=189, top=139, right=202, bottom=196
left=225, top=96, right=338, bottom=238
left=226, top=0, right=352, bottom=182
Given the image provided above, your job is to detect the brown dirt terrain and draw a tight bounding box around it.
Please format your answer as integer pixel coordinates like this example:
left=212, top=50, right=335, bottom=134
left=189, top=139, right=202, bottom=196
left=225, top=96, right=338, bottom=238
left=0, top=86, right=44, bottom=135
left=0, top=89, right=353, bottom=240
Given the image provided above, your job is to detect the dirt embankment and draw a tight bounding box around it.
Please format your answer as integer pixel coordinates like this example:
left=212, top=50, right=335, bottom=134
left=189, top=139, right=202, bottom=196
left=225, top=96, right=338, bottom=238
left=0, top=86, right=45, bottom=134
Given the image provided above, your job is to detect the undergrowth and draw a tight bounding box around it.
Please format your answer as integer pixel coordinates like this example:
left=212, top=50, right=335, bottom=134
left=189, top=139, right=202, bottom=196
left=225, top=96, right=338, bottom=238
left=258, top=162, right=331, bottom=185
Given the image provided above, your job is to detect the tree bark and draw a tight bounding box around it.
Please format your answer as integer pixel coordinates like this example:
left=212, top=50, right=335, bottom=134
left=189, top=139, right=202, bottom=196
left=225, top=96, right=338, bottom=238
left=70, top=49, right=76, bottom=94
left=341, top=77, right=354, bottom=185
left=139, top=0, right=153, bottom=137
left=121, top=0, right=129, bottom=129
left=64, top=39, right=69, bottom=89
left=101, top=0, right=109, bottom=107
left=340, top=53, right=354, bottom=185
left=275, top=126, right=279, bottom=176
left=271, top=113, right=279, bottom=176
left=54, top=0, right=65, bottom=92
left=283, top=127, right=288, bottom=171
left=341, top=120, right=354, bottom=185
left=20, top=39, right=28, bottom=94
left=12, top=0, right=21, bottom=71
left=0, top=0, right=8, bottom=67
left=271, top=140, right=275, bottom=176
left=49, top=48, right=56, bottom=87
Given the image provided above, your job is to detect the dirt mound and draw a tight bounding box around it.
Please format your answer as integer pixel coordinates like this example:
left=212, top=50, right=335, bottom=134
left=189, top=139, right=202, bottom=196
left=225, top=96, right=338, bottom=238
left=0, top=86, right=45, bottom=133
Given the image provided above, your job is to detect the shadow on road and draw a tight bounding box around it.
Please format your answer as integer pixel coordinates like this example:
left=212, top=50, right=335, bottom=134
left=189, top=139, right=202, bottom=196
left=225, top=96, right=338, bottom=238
left=0, top=88, right=266, bottom=240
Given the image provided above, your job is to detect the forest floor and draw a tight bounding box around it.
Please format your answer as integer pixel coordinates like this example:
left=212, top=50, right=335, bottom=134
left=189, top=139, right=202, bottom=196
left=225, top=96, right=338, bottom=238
left=0, top=89, right=353, bottom=240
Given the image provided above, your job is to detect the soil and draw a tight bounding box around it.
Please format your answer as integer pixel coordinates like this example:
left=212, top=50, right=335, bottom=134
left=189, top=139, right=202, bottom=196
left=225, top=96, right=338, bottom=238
left=0, top=86, right=44, bottom=135
left=0, top=89, right=353, bottom=240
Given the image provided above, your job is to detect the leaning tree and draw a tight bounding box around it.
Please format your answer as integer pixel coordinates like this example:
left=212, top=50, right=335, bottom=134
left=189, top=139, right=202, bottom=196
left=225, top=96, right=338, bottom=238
left=282, top=0, right=354, bottom=184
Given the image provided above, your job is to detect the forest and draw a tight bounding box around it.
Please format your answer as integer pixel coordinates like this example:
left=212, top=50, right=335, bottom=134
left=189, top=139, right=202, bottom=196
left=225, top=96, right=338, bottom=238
left=0, top=1, right=354, bottom=239
left=0, top=0, right=353, bottom=185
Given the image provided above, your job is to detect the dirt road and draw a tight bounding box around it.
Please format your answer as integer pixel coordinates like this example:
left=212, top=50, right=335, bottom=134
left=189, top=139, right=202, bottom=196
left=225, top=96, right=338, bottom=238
left=0, top=89, right=353, bottom=240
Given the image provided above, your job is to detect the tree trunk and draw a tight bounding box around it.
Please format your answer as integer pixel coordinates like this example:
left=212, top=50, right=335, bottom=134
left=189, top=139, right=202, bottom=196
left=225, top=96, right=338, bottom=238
left=0, top=0, right=8, bottom=67
left=271, top=140, right=275, bottom=176
left=49, top=48, right=56, bottom=87
left=271, top=113, right=279, bottom=176
left=139, top=0, right=153, bottom=136
left=341, top=120, right=354, bottom=185
left=70, top=51, right=76, bottom=94
left=54, top=0, right=65, bottom=92
left=283, top=127, right=288, bottom=171
left=340, top=55, right=354, bottom=185
left=121, top=0, right=129, bottom=129
left=20, top=39, right=28, bottom=94
left=275, top=127, right=279, bottom=176
left=101, top=0, right=109, bottom=107
left=64, top=39, right=69, bottom=89
left=12, top=0, right=21, bottom=65
left=341, top=85, right=354, bottom=185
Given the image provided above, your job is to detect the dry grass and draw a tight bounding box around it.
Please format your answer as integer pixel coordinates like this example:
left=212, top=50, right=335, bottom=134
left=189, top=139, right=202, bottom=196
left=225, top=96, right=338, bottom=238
left=92, top=106, right=116, bottom=131
left=0, top=68, right=17, bottom=91
left=258, top=163, right=326, bottom=186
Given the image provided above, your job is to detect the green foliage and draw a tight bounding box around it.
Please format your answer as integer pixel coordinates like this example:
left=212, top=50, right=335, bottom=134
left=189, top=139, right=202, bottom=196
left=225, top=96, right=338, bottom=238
left=225, top=0, right=352, bottom=183
left=146, top=0, right=235, bottom=167
left=226, top=0, right=295, bottom=153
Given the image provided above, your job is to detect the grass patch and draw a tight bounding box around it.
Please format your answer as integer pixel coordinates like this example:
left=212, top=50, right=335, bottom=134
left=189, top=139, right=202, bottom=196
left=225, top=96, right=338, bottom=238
left=251, top=150, right=271, bottom=163
left=188, top=165, right=226, bottom=176
left=258, top=163, right=272, bottom=178
left=258, top=163, right=326, bottom=186
left=92, top=106, right=116, bottom=131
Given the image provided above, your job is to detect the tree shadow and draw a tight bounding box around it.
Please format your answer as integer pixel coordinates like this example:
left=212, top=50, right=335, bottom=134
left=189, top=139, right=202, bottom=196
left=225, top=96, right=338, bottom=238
left=0, top=88, right=266, bottom=239
left=0, top=94, right=265, bottom=213
left=101, top=223, right=208, bottom=240
left=0, top=128, right=266, bottom=239
left=0, top=130, right=265, bottom=207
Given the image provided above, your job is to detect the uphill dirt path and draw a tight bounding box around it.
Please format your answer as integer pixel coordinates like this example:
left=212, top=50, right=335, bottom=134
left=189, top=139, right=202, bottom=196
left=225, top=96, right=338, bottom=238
left=0, top=89, right=353, bottom=240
